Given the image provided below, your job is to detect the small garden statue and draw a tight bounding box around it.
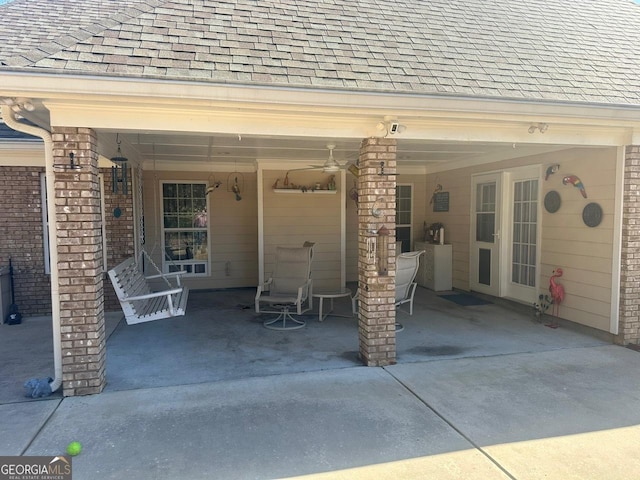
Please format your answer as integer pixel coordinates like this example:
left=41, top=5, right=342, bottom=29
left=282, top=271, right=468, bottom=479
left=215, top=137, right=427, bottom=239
left=533, top=294, right=553, bottom=322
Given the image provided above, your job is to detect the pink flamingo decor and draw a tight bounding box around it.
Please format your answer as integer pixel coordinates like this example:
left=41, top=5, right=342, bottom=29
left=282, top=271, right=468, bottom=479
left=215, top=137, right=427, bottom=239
left=547, top=268, right=565, bottom=327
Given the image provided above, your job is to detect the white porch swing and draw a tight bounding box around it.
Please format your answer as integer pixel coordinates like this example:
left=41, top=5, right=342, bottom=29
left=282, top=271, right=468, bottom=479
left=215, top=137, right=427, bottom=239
left=107, top=159, right=190, bottom=325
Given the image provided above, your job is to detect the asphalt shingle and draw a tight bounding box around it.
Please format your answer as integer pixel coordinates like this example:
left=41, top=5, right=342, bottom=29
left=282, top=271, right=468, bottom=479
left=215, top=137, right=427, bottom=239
left=1, top=0, right=640, bottom=105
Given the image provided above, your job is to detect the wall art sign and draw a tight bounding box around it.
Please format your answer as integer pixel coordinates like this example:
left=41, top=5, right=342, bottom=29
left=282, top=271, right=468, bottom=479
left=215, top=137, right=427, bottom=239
left=432, top=192, right=449, bottom=212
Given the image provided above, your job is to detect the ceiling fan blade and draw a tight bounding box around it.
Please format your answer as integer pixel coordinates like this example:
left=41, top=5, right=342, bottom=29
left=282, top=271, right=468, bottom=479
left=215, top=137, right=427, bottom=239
left=285, top=165, right=319, bottom=172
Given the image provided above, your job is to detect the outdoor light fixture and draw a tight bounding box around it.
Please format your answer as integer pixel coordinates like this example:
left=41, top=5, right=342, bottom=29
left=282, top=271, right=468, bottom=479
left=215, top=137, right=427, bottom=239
left=111, top=133, right=128, bottom=194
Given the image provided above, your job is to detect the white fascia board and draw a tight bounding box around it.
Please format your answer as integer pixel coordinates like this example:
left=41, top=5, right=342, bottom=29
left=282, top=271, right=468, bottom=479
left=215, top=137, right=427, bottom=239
left=2, top=70, right=640, bottom=126
left=0, top=141, right=44, bottom=165
left=40, top=100, right=636, bottom=150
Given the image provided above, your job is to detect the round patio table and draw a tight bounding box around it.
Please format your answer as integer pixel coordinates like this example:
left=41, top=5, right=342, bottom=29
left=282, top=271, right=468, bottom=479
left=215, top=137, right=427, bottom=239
left=312, top=288, right=353, bottom=322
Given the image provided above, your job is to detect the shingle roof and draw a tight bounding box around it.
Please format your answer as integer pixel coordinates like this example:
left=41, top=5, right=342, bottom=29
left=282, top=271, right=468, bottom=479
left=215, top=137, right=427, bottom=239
left=2, top=0, right=640, bottom=106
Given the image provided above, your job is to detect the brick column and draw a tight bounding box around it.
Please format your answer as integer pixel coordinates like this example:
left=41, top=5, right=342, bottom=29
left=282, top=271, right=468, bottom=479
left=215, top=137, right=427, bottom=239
left=357, top=137, right=397, bottom=366
left=52, top=127, right=106, bottom=396
left=619, top=145, right=640, bottom=345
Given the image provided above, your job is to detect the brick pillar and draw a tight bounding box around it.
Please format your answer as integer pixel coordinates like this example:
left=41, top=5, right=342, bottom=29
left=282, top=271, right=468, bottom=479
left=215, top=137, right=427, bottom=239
left=52, top=127, right=106, bottom=396
left=619, top=145, right=640, bottom=345
left=357, top=137, right=397, bottom=366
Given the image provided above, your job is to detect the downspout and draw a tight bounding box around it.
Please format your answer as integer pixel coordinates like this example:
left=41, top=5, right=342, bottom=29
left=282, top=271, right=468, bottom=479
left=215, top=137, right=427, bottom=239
left=1, top=103, right=62, bottom=393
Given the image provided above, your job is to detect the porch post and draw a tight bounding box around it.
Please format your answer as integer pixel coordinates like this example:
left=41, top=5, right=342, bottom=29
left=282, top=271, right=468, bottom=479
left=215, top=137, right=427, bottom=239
left=619, top=145, right=640, bottom=346
left=357, top=137, right=397, bottom=366
left=52, top=127, right=106, bottom=396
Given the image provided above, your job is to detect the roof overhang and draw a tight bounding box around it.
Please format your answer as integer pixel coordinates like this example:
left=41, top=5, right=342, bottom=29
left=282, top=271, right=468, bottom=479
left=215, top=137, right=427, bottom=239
left=2, top=69, right=639, bottom=172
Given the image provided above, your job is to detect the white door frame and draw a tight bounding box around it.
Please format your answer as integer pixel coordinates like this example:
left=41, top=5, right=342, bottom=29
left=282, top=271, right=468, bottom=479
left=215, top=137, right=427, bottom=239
left=501, top=165, right=543, bottom=304
left=470, top=172, right=504, bottom=296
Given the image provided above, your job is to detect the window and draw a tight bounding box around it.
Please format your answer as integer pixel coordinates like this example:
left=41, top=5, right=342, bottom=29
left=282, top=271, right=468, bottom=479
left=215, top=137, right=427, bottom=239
left=396, top=185, right=412, bottom=253
left=161, top=182, right=208, bottom=275
left=511, top=179, right=538, bottom=287
left=475, top=182, right=496, bottom=243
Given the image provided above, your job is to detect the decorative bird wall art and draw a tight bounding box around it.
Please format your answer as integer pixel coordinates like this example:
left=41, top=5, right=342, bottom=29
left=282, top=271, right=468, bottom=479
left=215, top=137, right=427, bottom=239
left=562, top=175, right=587, bottom=198
left=545, top=164, right=560, bottom=181
left=232, top=177, right=242, bottom=201
left=429, top=183, right=443, bottom=204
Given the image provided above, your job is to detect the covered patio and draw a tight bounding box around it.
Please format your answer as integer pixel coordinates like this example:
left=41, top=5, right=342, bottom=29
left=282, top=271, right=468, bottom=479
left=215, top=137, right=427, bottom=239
left=0, top=285, right=609, bottom=404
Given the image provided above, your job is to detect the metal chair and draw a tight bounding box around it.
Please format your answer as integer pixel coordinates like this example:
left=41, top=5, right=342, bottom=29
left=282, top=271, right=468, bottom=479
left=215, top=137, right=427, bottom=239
left=351, top=250, right=425, bottom=332
left=395, top=250, right=425, bottom=315
left=255, top=245, right=314, bottom=330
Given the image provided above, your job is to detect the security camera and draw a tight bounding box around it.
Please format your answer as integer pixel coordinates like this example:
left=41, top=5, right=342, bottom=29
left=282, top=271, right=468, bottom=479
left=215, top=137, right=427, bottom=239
left=389, top=122, right=400, bottom=134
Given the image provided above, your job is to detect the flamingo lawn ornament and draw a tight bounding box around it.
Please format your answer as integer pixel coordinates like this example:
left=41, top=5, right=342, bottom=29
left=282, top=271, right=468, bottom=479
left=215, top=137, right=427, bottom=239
left=547, top=268, right=565, bottom=326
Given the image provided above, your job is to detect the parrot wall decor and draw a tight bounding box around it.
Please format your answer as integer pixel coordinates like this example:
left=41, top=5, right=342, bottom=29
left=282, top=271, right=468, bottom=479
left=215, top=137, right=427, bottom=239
left=545, top=164, right=560, bottom=180
left=562, top=175, right=587, bottom=198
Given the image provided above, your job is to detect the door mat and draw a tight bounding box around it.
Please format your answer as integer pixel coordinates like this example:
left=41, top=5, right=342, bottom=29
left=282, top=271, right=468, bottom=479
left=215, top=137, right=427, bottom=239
left=438, top=293, right=492, bottom=306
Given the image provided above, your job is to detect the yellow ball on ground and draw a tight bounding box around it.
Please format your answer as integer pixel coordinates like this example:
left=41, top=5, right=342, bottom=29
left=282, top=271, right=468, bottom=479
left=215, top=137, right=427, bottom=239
left=66, top=441, right=82, bottom=456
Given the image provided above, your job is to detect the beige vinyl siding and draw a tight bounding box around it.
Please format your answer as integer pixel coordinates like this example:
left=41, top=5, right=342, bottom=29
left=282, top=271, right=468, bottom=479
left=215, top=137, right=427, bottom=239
left=423, top=176, right=472, bottom=291
left=143, top=170, right=258, bottom=290
left=540, top=148, right=616, bottom=331
left=262, top=170, right=342, bottom=291
left=425, top=146, right=617, bottom=332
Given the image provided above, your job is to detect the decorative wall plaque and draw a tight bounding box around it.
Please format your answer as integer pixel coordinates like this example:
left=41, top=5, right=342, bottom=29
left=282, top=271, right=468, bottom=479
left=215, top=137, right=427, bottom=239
left=582, top=202, right=603, bottom=227
left=432, top=192, right=449, bottom=212
left=544, top=191, right=561, bottom=213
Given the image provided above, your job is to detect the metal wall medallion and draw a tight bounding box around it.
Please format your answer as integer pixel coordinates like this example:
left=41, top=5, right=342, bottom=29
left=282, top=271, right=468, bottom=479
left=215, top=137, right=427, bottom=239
left=582, top=202, right=603, bottom=227
left=544, top=190, right=561, bottom=213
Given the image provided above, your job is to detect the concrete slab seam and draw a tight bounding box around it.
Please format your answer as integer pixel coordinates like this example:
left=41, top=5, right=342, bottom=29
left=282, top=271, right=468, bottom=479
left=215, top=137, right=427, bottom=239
left=20, top=398, right=63, bottom=456
left=382, top=366, right=518, bottom=480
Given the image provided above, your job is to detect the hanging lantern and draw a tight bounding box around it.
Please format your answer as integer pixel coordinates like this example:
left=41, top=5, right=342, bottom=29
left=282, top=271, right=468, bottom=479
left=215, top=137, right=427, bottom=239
left=111, top=133, right=128, bottom=195
left=377, top=225, right=390, bottom=276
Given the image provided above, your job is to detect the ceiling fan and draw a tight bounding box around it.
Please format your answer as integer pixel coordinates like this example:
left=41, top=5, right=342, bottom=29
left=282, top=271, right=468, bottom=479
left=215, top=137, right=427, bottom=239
left=288, top=144, right=356, bottom=175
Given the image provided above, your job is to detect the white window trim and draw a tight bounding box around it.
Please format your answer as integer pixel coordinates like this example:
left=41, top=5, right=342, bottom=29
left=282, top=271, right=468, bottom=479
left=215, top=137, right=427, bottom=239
left=159, top=180, right=210, bottom=277
left=396, top=183, right=413, bottom=250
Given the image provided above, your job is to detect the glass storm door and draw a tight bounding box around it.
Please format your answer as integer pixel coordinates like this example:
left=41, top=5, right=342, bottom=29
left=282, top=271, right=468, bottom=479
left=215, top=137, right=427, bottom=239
left=505, top=170, right=540, bottom=303
left=470, top=173, right=501, bottom=296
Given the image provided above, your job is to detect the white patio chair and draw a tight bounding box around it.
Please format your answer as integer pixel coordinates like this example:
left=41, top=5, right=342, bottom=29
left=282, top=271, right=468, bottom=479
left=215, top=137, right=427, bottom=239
left=255, top=245, right=314, bottom=330
left=395, top=250, right=425, bottom=315
left=351, top=250, right=425, bottom=331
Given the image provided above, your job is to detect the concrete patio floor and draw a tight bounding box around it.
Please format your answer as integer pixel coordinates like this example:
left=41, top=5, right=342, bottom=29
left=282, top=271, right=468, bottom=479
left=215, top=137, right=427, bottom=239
left=1, top=286, right=639, bottom=479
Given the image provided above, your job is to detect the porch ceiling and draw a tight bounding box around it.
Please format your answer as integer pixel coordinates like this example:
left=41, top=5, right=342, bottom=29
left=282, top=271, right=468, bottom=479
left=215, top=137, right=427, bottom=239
left=106, top=130, right=573, bottom=172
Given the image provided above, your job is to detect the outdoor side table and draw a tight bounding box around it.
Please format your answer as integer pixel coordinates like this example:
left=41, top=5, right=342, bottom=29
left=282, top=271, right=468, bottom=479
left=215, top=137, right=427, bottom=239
left=312, top=288, right=353, bottom=322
